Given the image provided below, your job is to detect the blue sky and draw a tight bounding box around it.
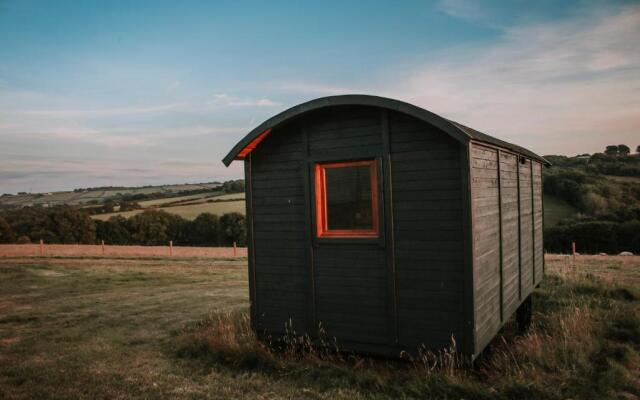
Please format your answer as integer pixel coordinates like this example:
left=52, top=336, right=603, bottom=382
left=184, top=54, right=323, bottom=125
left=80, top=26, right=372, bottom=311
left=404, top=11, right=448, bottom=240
left=1, top=0, right=639, bottom=193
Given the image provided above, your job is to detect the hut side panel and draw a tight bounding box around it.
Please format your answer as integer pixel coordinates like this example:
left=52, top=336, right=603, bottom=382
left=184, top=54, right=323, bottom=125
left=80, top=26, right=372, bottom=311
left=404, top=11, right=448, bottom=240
left=306, top=106, right=390, bottom=345
left=532, top=161, right=544, bottom=284
left=499, top=152, right=521, bottom=318
left=389, top=111, right=465, bottom=349
left=250, top=123, right=309, bottom=334
left=519, top=159, right=534, bottom=295
left=470, top=144, right=501, bottom=352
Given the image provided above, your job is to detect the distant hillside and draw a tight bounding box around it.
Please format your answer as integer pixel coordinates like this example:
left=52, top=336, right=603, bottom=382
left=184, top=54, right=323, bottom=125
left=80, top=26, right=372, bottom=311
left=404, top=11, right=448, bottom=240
left=542, top=148, right=640, bottom=254
left=0, top=182, right=223, bottom=209
left=92, top=192, right=246, bottom=221
left=543, top=195, right=579, bottom=227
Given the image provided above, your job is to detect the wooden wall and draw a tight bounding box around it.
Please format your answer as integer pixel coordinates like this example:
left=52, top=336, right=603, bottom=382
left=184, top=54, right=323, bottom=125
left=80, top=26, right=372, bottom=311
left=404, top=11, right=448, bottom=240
left=388, top=111, right=465, bottom=350
left=247, top=105, right=543, bottom=357
left=470, top=143, right=544, bottom=354
left=249, top=122, right=309, bottom=334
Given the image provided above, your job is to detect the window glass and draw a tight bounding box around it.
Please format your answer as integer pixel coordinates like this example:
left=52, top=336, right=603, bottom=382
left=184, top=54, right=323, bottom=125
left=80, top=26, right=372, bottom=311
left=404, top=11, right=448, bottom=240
left=325, top=165, right=373, bottom=230
left=315, top=160, right=379, bottom=237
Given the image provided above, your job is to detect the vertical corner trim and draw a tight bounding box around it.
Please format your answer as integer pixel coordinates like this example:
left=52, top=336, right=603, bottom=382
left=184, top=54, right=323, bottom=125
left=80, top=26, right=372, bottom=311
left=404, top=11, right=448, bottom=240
left=462, top=142, right=476, bottom=355
left=496, top=150, right=504, bottom=322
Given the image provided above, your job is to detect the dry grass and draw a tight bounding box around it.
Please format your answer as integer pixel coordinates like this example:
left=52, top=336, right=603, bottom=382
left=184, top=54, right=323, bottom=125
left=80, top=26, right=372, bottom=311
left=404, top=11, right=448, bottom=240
left=175, top=255, right=640, bottom=399
left=1, top=255, right=638, bottom=399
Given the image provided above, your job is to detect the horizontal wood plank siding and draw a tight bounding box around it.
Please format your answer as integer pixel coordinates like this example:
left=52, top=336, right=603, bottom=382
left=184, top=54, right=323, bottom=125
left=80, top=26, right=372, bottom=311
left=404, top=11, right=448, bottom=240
left=251, top=122, right=308, bottom=334
left=470, top=143, right=502, bottom=354
left=389, top=111, right=465, bottom=351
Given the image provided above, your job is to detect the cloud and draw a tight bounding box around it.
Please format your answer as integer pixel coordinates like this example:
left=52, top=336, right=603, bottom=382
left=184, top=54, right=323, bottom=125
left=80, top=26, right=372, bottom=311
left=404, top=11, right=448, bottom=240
left=12, top=103, right=186, bottom=119
left=212, top=93, right=280, bottom=107
left=0, top=153, right=243, bottom=194
left=166, top=80, right=182, bottom=93
left=278, top=82, right=367, bottom=96
left=436, top=0, right=493, bottom=26
left=0, top=122, right=248, bottom=148
left=386, top=3, right=640, bottom=155
left=275, top=5, right=639, bottom=157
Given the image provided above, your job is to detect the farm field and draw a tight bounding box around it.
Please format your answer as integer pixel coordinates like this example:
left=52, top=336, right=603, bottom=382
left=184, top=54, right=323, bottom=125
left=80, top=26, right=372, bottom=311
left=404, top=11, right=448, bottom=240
left=0, top=182, right=221, bottom=208
left=0, top=254, right=638, bottom=399
left=92, top=193, right=246, bottom=221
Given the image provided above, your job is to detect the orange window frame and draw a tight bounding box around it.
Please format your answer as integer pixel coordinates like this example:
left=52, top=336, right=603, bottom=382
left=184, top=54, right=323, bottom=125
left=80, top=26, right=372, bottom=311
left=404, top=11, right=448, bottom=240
left=314, top=159, right=379, bottom=238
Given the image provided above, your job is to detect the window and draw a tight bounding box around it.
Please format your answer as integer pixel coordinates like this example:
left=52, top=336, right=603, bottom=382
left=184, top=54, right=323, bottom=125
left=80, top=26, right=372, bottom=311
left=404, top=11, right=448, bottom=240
left=315, top=160, right=379, bottom=238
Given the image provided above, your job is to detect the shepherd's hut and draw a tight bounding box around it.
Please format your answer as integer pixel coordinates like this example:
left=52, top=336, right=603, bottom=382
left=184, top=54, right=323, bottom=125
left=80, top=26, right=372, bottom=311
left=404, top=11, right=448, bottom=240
left=223, top=95, right=548, bottom=359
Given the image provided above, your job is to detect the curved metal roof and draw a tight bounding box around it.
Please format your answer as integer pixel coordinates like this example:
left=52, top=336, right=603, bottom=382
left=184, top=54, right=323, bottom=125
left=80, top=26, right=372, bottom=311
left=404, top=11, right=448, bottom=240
left=222, top=94, right=549, bottom=166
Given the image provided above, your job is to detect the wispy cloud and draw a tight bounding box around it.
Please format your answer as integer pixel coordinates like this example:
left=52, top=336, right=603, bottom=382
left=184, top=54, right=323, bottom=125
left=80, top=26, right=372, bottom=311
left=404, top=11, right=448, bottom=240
left=436, top=0, right=494, bottom=26
left=277, top=82, right=367, bottom=96
left=11, top=103, right=186, bottom=119
left=212, top=93, right=280, bottom=107
left=0, top=122, right=248, bottom=148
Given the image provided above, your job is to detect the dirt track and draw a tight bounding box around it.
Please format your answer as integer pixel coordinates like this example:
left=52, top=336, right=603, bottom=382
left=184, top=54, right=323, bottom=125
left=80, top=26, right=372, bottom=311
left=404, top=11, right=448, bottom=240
left=0, top=244, right=247, bottom=258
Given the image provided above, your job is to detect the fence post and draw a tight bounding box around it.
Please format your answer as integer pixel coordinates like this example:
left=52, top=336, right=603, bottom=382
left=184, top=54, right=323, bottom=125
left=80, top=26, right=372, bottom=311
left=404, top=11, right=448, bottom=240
left=572, top=241, right=576, bottom=261
left=233, top=241, right=237, bottom=257
left=39, top=239, right=44, bottom=256
left=169, top=240, right=173, bottom=257
left=101, top=240, right=105, bottom=256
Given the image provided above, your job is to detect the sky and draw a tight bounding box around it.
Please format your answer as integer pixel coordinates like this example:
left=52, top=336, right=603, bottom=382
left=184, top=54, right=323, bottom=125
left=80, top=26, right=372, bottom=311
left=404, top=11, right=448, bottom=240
left=1, top=0, right=639, bottom=194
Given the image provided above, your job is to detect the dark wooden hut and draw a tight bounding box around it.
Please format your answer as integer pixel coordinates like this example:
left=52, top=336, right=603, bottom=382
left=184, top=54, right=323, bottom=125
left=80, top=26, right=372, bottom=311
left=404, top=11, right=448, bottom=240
left=223, top=95, right=548, bottom=359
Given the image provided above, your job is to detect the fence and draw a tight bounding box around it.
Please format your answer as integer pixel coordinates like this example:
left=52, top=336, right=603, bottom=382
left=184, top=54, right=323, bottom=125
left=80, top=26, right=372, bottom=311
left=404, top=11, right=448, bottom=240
left=0, top=242, right=247, bottom=258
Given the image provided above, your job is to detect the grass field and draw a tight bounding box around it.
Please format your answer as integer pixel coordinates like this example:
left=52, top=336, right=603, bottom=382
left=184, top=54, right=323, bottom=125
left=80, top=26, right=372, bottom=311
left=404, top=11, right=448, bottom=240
left=92, top=193, right=246, bottom=221
left=544, top=194, right=579, bottom=227
left=1, top=255, right=638, bottom=399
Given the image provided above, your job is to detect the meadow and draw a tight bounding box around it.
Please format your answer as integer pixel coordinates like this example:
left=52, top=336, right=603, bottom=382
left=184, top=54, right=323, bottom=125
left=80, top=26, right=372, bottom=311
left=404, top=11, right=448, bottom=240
left=0, top=254, right=638, bottom=399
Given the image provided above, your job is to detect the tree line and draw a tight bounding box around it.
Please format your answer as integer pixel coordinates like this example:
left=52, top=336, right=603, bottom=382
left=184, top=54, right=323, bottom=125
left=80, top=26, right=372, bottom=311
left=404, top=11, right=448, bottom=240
left=0, top=207, right=246, bottom=247
left=543, top=144, right=640, bottom=254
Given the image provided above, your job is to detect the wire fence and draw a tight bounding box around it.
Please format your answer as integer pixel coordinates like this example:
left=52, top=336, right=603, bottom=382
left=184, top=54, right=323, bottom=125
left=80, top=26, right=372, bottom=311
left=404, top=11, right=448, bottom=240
left=0, top=243, right=247, bottom=258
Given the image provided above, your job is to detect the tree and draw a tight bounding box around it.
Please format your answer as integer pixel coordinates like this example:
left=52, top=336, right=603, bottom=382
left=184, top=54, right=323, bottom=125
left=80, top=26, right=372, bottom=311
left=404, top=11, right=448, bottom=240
left=219, top=212, right=246, bottom=246
left=618, top=144, right=631, bottom=156
left=222, top=180, right=245, bottom=194
left=605, top=145, right=619, bottom=156
left=128, top=210, right=172, bottom=245
left=50, top=208, right=96, bottom=244
left=0, top=206, right=95, bottom=244
left=188, top=213, right=220, bottom=246
left=101, top=199, right=115, bottom=213
left=0, top=215, right=14, bottom=243
left=95, top=216, right=132, bottom=245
